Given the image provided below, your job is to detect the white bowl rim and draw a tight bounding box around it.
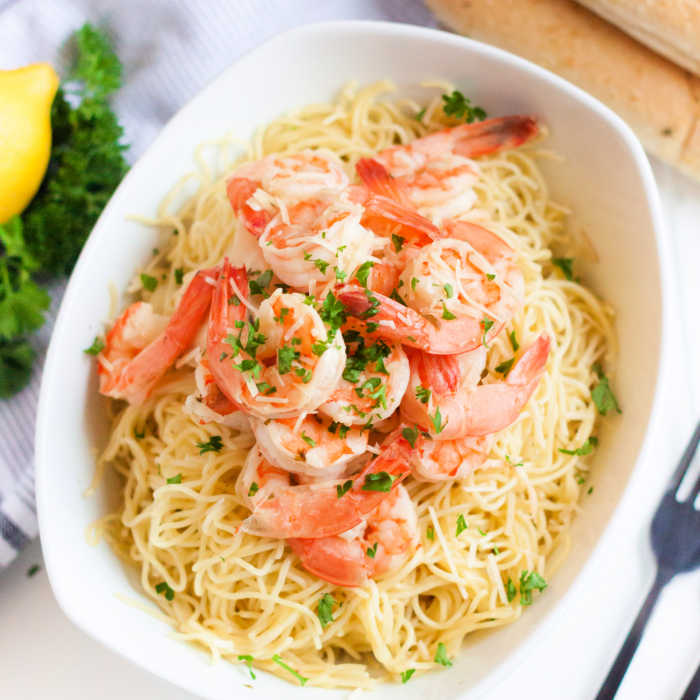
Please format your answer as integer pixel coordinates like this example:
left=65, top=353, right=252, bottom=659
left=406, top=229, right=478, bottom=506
left=34, top=19, right=671, bottom=699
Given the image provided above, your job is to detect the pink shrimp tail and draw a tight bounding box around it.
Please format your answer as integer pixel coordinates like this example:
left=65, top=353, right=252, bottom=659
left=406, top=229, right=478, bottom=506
left=460, top=333, right=551, bottom=437
left=206, top=259, right=249, bottom=408
left=226, top=177, right=271, bottom=237
left=450, top=116, right=538, bottom=158
left=288, top=537, right=368, bottom=587
left=240, top=435, right=413, bottom=539
left=507, top=333, right=550, bottom=385
left=356, top=158, right=412, bottom=207
left=409, top=349, right=461, bottom=395
left=442, top=219, right=515, bottom=261
left=98, top=268, right=217, bottom=404
left=358, top=194, right=439, bottom=248
left=337, top=284, right=484, bottom=355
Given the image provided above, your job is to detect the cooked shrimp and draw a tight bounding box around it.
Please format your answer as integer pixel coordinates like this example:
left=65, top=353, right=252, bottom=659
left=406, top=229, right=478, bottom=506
left=348, top=186, right=440, bottom=247
left=338, top=219, right=524, bottom=354
left=183, top=352, right=251, bottom=431
left=287, top=483, right=418, bottom=587
left=207, top=261, right=345, bottom=419
left=251, top=413, right=368, bottom=479
left=337, top=284, right=483, bottom=355
left=227, top=150, right=378, bottom=289
left=236, top=444, right=295, bottom=510
left=357, top=116, right=538, bottom=223
left=402, top=334, right=551, bottom=438
left=409, top=433, right=494, bottom=482
left=320, top=322, right=410, bottom=427
left=240, top=433, right=413, bottom=539
left=98, top=268, right=216, bottom=404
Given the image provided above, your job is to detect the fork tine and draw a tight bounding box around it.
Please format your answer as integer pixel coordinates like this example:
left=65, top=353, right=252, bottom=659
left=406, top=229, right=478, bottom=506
left=667, top=421, right=700, bottom=495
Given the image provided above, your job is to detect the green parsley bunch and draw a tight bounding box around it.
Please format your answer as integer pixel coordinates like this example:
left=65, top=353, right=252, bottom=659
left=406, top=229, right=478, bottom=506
left=0, top=24, right=128, bottom=398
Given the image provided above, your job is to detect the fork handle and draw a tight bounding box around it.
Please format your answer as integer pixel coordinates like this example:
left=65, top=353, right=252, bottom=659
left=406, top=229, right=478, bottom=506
left=595, top=567, right=674, bottom=700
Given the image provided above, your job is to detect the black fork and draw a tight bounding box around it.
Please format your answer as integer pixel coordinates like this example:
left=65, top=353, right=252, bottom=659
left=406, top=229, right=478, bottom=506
left=596, top=420, right=700, bottom=700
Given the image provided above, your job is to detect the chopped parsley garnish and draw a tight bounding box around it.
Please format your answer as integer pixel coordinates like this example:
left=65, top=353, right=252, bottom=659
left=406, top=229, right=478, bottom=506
left=509, top=330, right=519, bottom=352
left=552, top=257, right=574, bottom=281
left=248, top=482, right=259, bottom=497
left=355, top=261, right=374, bottom=287
left=336, top=479, right=353, bottom=498
left=441, top=90, right=487, bottom=123
left=83, top=336, right=104, bottom=355
left=317, top=593, right=336, bottom=627
left=301, top=432, right=316, bottom=448
left=486, top=273, right=495, bottom=281
left=441, top=302, right=456, bottom=320
left=426, top=525, right=435, bottom=541
left=362, top=471, right=399, bottom=492
left=495, top=357, right=515, bottom=376
left=430, top=406, right=446, bottom=434
left=319, top=291, right=347, bottom=330
left=313, top=258, right=329, bottom=274
left=481, top=316, right=494, bottom=346
left=196, top=435, right=223, bottom=454
left=342, top=335, right=391, bottom=384
left=505, top=455, right=524, bottom=468
left=294, top=367, right=312, bottom=383
left=591, top=363, right=621, bottom=415
left=27, top=564, right=40, bottom=577
left=414, top=107, right=426, bottom=122
left=219, top=352, right=228, bottom=362
left=443, top=283, right=454, bottom=298
left=519, top=570, right=547, bottom=606
left=390, top=288, right=407, bottom=306
left=174, top=267, right=184, bottom=285
left=238, top=655, right=256, bottom=680
left=559, top=436, right=598, bottom=456
left=506, top=578, right=517, bottom=602
left=233, top=358, right=262, bottom=377
left=493, top=546, right=500, bottom=554
left=434, top=642, right=453, bottom=667
left=401, top=669, right=416, bottom=683
left=256, top=381, right=277, bottom=395
left=366, top=542, right=378, bottom=558
left=134, top=428, right=145, bottom=439
left=478, top=528, right=487, bottom=536
left=416, top=385, right=431, bottom=404
left=456, top=514, right=468, bottom=535
left=275, top=307, right=290, bottom=324
left=334, top=266, right=347, bottom=282
left=277, top=345, right=299, bottom=374
left=155, top=581, right=174, bottom=601
left=360, top=288, right=380, bottom=319
left=271, top=655, right=308, bottom=686
left=166, top=474, right=182, bottom=484
left=402, top=426, right=419, bottom=448
left=392, top=233, right=405, bottom=253
left=411, top=277, right=419, bottom=290
left=140, top=273, right=157, bottom=292
left=248, top=269, right=273, bottom=295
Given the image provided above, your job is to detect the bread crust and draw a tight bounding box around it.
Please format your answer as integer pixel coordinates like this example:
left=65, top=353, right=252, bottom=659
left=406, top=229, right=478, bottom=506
left=425, top=0, right=700, bottom=180
left=575, top=0, right=700, bottom=75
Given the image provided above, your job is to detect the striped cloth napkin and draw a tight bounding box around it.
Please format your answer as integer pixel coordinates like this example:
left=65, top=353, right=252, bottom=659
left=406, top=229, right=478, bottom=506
left=0, top=0, right=436, bottom=567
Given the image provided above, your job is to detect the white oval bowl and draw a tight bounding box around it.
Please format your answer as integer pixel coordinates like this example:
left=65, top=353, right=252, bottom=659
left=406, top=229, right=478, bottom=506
left=35, top=20, right=669, bottom=700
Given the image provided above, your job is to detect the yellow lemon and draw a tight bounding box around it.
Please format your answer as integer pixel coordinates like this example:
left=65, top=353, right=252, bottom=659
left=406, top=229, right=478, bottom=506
left=0, top=63, right=59, bottom=223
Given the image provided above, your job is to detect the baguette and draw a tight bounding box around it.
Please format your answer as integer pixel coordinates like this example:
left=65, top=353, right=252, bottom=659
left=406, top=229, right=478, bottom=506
left=425, top=0, right=700, bottom=181
left=574, top=0, right=700, bottom=76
